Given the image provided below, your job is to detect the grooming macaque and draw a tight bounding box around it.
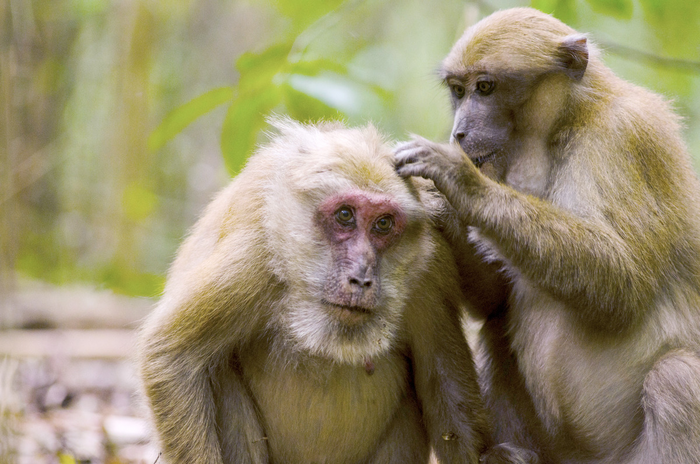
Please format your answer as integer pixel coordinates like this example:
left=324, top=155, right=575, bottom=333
left=395, top=7, right=700, bottom=464
left=138, top=119, right=494, bottom=463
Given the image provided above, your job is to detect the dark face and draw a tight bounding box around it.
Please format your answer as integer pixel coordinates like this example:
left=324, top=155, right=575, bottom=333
left=315, top=190, right=407, bottom=326
left=443, top=71, right=537, bottom=167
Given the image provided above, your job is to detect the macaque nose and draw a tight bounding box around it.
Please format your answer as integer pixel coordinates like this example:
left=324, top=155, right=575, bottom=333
left=453, top=130, right=467, bottom=142
left=349, top=275, right=373, bottom=288
left=348, top=264, right=373, bottom=289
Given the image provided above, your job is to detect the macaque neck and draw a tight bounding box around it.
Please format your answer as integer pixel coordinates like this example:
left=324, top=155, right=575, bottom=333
left=503, top=137, right=552, bottom=198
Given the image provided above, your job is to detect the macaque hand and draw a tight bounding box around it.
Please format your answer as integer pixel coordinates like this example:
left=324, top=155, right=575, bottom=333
left=395, top=136, right=480, bottom=204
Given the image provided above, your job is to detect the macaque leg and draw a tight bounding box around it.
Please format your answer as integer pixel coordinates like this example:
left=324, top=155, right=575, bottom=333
left=478, top=317, right=546, bottom=464
left=213, top=358, right=269, bottom=464
left=630, top=349, right=700, bottom=464
left=368, top=394, right=430, bottom=463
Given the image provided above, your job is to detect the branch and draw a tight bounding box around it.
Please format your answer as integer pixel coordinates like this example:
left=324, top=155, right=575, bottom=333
left=600, top=41, right=700, bottom=74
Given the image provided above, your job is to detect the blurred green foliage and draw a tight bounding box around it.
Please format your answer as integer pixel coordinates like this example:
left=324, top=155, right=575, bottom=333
left=153, top=0, right=700, bottom=174
left=150, top=1, right=391, bottom=175
left=1, top=0, right=699, bottom=299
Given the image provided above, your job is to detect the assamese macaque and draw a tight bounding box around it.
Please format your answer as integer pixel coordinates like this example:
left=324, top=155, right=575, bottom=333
left=396, top=7, right=700, bottom=464
left=138, top=118, right=498, bottom=463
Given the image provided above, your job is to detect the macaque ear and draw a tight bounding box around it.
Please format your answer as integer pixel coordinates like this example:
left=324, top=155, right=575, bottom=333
left=556, top=34, right=588, bottom=81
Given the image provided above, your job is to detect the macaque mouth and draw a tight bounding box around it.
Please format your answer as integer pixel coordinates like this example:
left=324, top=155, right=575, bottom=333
left=322, top=300, right=372, bottom=325
left=471, top=152, right=497, bottom=168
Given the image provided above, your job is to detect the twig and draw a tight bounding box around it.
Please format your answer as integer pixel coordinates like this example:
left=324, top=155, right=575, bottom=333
left=600, top=41, right=700, bottom=74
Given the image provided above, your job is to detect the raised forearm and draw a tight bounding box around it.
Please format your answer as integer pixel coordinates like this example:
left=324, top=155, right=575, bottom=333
left=463, top=180, right=660, bottom=329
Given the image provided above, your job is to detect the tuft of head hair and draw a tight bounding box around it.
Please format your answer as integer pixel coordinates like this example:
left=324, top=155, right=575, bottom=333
left=443, top=8, right=599, bottom=77
left=260, top=115, right=409, bottom=199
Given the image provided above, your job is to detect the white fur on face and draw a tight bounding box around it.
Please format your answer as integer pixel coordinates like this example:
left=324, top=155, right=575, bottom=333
left=282, top=295, right=403, bottom=365
left=253, top=117, right=427, bottom=365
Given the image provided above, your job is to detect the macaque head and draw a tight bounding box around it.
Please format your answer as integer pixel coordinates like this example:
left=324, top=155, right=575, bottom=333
left=441, top=8, right=589, bottom=168
left=259, top=118, right=430, bottom=364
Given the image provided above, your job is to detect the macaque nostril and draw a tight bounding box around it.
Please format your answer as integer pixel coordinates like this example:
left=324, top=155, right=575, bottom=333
left=349, top=277, right=372, bottom=288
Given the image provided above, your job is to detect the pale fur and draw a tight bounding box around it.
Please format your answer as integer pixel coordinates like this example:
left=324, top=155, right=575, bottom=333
left=138, top=118, right=491, bottom=463
left=253, top=119, right=425, bottom=364
left=396, top=7, right=700, bottom=464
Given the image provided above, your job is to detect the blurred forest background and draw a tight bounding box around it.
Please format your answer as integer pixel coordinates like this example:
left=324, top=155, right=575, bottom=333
left=1, top=0, right=700, bottom=462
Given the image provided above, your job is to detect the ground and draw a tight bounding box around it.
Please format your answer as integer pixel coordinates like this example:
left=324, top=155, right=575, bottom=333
left=0, top=279, right=480, bottom=463
left=2, top=354, right=158, bottom=464
left=0, top=280, right=158, bottom=464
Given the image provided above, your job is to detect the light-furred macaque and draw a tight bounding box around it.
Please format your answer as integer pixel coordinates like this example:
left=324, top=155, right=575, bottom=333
left=395, top=8, right=700, bottom=464
left=138, top=118, right=496, bottom=463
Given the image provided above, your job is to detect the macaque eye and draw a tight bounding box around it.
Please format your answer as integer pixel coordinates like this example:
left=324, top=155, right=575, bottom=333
left=476, top=79, right=495, bottom=95
left=335, top=207, right=355, bottom=225
left=450, top=83, right=466, bottom=99
left=373, top=215, right=394, bottom=234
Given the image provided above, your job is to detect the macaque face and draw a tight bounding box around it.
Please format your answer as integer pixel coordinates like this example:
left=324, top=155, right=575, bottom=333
left=443, top=70, right=536, bottom=167
left=282, top=183, right=419, bottom=365
left=315, top=189, right=408, bottom=325
left=441, top=28, right=587, bottom=172
left=262, top=130, right=428, bottom=365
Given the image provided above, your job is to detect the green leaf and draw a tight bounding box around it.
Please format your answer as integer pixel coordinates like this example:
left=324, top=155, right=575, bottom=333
left=236, top=43, right=292, bottom=95
left=530, top=0, right=560, bottom=14
left=288, top=58, right=348, bottom=76
left=639, top=0, right=700, bottom=56
left=220, top=87, right=282, bottom=175
left=148, top=86, right=234, bottom=152
left=282, top=83, right=343, bottom=121
left=586, top=0, right=633, bottom=19
left=271, top=0, right=346, bottom=31
left=531, top=0, right=577, bottom=24
left=638, top=0, right=664, bottom=17
left=236, top=43, right=292, bottom=73
left=285, top=73, right=382, bottom=117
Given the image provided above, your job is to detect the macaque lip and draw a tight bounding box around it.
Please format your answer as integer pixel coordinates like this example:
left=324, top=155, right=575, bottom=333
left=322, top=300, right=372, bottom=325
left=471, top=152, right=497, bottom=168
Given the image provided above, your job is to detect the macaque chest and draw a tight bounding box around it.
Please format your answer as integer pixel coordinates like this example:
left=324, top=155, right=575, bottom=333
left=240, top=345, right=411, bottom=463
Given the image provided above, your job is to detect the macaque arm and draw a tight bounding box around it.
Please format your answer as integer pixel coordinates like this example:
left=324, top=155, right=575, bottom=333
left=139, top=186, right=277, bottom=464
left=213, top=359, right=270, bottom=463
left=366, top=395, right=430, bottom=463
left=477, top=317, right=548, bottom=463
left=418, top=186, right=509, bottom=319
left=405, top=248, right=491, bottom=462
left=397, top=138, right=668, bottom=331
left=464, top=179, right=662, bottom=330
left=441, top=218, right=510, bottom=319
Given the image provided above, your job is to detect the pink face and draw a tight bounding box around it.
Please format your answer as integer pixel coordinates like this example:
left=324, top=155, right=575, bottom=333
left=315, top=190, right=407, bottom=325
